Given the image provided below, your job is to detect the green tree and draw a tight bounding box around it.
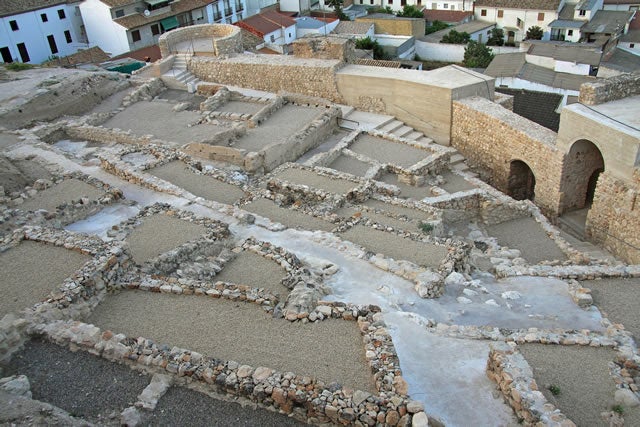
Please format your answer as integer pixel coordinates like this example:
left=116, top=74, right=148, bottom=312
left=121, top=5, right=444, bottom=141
left=396, top=5, right=424, bottom=18
left=463, top=41, right=495, bottom=68
left=486, top=28, right=505, bottom=46
left=355, top=36, right=385, bottom=59
left=425, top=20, right=451, bottom=35
left=369, top=6, right=393, bottom=14
left=326, top=0, right=350, bottom=20
left=441, top=30, right=471, bottom=44
left=526, top=25, right=544, bottom=40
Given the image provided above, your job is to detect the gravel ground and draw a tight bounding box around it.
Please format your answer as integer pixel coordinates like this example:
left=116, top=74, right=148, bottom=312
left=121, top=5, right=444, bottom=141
left=3, top=338, right=149, bottom=423
left=89, top=291, right=376, bottom=393
left=363, top=199, right=435, bottom=222
left=350, top=135, right=432, bottom=168
left=486, top=217, right=568, bottom=264
left=214, top=250, right=289, bottom=296
left=328, top=154, right=372, bottom=177
left=233, top=105, right=320, bottom=151
left=339, top=224, right=448, bottom=268
left=148, top=161, right=245, bottom=205
left=19, top=178, right=105, bottom=212
left=155, top=89, right=206, bottom=109
left=217, top=100, right=265, bottom=115
left=143, top=386, right=303, bottom=426
left=439, top=171, right=476, bottom=193
left=272, top=168, right=358, bottom=194
left=518, top=344, right=621, bottom=426
left=584, top=277, right=640, bottom=341
left=88, top=87, right=135, bottom=114
left=0, top=241, right=90, bottom=318
left=335, top=206, right=422, bottom=233
left=0, top=156, right=52, bottom=194
left=126, top=214, right=207, bottom=264
left=103, top=101, right=227, bottom=145
left=243, top=198, right=334, bottom=232
left=377, top=172, right=435, bottom=200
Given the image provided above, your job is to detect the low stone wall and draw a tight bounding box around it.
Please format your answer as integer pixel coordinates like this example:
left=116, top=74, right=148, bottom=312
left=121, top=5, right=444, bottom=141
left=579, top=72, right=640, bottom=105
left=293, top=35, right=356, bottom=62
left=158, top=24, right=242, bottom=57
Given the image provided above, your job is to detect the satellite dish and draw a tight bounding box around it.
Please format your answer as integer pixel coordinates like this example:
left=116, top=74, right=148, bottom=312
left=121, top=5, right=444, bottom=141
left=144, top=9, right=151, bottom=16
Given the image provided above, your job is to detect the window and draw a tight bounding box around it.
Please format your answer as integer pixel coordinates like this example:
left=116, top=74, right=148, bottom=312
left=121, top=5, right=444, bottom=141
left=17, top=43, right=30, bottom=62
left=47, top=35, right=58, bottom=54
left=64, top=30, right=72, bottom=43
left=41, top=13, right=48, bottom=22
left=58, top=9, right=66, bottom=19
left=115, top=9, right=125, bottom=17
left=432, top=3, right=437, bottom=9
left=579, top=10, right=586, bottom=16
left=537, top=12, right=544, bottom=21
left=131, top=30, right=141, bottom=42
left=288, top=32, right=292, bottom=37
left=151, top=24, right=160, bottom=35
left=1, top=46, right=13, bottom=63
left=401, top=0, right=407, bottom=5
left=497, top=9, right=503, bottom=18
left=389, top=0, right=393, bottom=4
left=443, top=3, right=448, bottom=8
left=630, top=43, right=635, bottom=48
left=270, top=34, right=275, bottom=42
left=450, top=5, right=454, bottom=9
left=567, top=29, right=573, bottom=36
left=9, top=20, right=18, bottom=31
left=481, top=9, right=487, bottom=16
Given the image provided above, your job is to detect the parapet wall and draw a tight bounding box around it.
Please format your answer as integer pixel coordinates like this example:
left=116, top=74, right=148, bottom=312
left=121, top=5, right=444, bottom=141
left=293, top=35, right=356, bottom=62
left=579, top=72, right=640, bottom=105
left=158, top=24, right=242, bottom=57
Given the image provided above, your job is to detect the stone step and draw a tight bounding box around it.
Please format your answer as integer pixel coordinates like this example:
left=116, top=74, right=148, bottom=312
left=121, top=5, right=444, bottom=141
left=557, top=217, right=585, bottom=240
left=451, top=162, right=469, bottom=172
left=391, top=125, right=413, bottom=138
left=380, top=120, right=404, bottom=133
left=405, top=131, right=423, bottom=141
left=374, top=116, right=397, bottom=129
left=450, top=153, right=466, bottom=165
left=416, top=136, right=434, bottom=145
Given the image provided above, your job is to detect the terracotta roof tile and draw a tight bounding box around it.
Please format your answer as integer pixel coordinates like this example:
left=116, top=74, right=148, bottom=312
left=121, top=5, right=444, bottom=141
left=0, top=0, right=66, bottom=18
left=235, top=10, right=296, bottom=37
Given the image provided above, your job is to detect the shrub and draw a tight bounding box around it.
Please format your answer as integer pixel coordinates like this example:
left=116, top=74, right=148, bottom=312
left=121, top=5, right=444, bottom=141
left=419, top=223, right=434, bottom=234
left=355, top=36, right=385, bottom=59
left=548, top=384, right=561, bottom=396
left=462, top=41, right=494, bottom=68
left=526, top=25, right=544, bottom=40
left=612, top=404, right=624, bottom=415
left=5, top=62, right=33, bottom=71
left=396, top=5, right=423, bottom=18
left=487, top=28, right=505, bottom=46
left=425, top=20, right=450, bottom=35
left=441, top=30, right=471, bottom=44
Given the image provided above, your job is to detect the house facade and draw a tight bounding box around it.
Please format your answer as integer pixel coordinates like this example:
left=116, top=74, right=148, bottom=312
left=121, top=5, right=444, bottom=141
left=1, top=0, right=89, bottom=64
left=235, top=10, right=297, bottom=53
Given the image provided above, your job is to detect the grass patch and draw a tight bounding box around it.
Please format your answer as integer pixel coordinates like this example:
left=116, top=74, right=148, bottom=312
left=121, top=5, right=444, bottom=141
left=612, top=404, right=624, bottom=415
left=548, top=384, right=561, bottom=396
left=5, top=62, right=34, bottom=72
left=419, top=222, right=434, bottom=234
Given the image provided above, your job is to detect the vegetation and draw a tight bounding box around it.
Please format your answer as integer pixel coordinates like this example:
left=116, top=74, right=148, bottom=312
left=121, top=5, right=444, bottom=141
left=396, top=5, right=424, bottom=18
left=425, top=20, right=451, bottom=35
left=5, top=62, right=34, bottom=71
left=548, top=384, right=561, bottom=396
left=612, top=405, right=624, bottom=415
left=462, top=41, right=494, bottom=68
left=354, top=36, right=385, bottom=59
left=486, top=28, right=505, bottom=46
left=419, top=223, right=435, bottom=234
left=327, top=0, right=350, bottom=21
left=526, top=25, right=544, bottom=40
left=441, top=29, right=471, bottom=44
left=369, top=6, right=394, bottom=14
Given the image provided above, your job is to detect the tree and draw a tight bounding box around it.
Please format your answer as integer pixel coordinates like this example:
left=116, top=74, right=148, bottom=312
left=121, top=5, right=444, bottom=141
left=396, top=5, right=424, bottom=18
left=369, top=6, right=393, bottom=14
left=425, top=20, right=450, bottom=35
left=326, top=0, right=350, bottom=21
left=355, top=36, right=385, bottom=59
left=526, top=25, right=544, bottom=40
left=463, top=41, right=495, bottom=68
left=441, top=30, right=471, bottom=44
left=486, top=28, right=505, bottom=46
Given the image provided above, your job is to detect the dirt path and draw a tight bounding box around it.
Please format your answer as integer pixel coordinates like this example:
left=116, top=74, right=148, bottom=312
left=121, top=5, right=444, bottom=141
left=584, top=277, right=640, bottom=341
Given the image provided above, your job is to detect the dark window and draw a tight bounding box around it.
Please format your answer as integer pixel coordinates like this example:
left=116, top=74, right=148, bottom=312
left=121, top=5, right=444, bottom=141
left=630, top=43, right=635, bottom=48
left=568, top=29, right=573, bottom=36
left=9, top=20, right=19, bottom=31
left=497, top=9, right=503, bottom=18
left=579, top=10, right=586, bottom=16
left=115, top=9, right=125, bottom=17
left=41, top=13, right=48, bottom=22
left=151, top=24, right=160, bottom=35
left=537, top=12, right=544, bottom=21
left=17, top=43, right=30, bottom=62
left=64, top=30, right=72, bottom=43
left=58, top=9, right=66, bottom=19
left=401, top=0, right=407, bottom=5
left=1, top=46, right=13, bottom=63
left=131, top=29, right=141, bottom=42
left=481, top=9, right=487, bottom=16
left=388, top=0, right=393, bottom=4
left=47, top=35, right=58, bottom=54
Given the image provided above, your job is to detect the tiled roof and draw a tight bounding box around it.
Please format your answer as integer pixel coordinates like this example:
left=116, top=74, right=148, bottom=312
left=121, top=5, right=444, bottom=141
left=0, top=0, right=66, bottom=18
left=422, top=20, right=495, bottom=42
left=240, top=28, right=264, bottom=51
left=235, top=10, right=296, bottom=38
left=356, top=58, right=402, bottom=68
left=601, top=47, right=640, bottom=72
left=496, top=88, right=562, bottom=131
left=548, top=19, right=587, bottom=28
left=474, top=0, right=562, bottom=11
left=558, top=3, right=575, bottom=19
left=110, top=44, right=162, bottom=61
left=423, top=10, right=473, bottom=23
left=603, top=0, right=640, bottom=4
left=114, top=0, right=211, bottom=29
left=581, top=10, right=635, bottom=34
left=43, top=46, right=110, bottom=66
left=98, top=0, right=137, bottom=7
left=333, top=21, right=373, bottom=35
left=526, top=41, right=602, bottom=65
left=575, top=0, right=599, bottom=10
left=485, top=52, right=528, bottom=77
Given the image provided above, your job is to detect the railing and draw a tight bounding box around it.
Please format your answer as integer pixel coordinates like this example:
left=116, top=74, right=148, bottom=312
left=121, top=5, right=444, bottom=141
left=224, top=8, right=233, bottom=16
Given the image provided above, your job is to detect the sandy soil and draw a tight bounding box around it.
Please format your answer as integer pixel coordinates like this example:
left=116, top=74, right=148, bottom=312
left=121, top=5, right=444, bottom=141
left=89, top=291, right=376, bottom=392
left=233, top=105, right=320, bottom=151
left=148, top=161, right=245, bottom=205
left=363, top=199, right=435, bottom=222
left=336, top=206, right=422, bottom=233
left=243, top=198, right=334, bottom=232
left=217, top=101, right=265, bottom=115
left=439, top=171, right=476, bottom=193
left=19, top=178, right=104, bottom=212
left=486, top=217, right=567, bottom=264
left=214, top=250, right=289, bottom=296
left=339, top=224, right=447, bottom=269
left=328, top=155, right=372, bottom=177
left=103, top=101, right=227, bottom=145
left=272, top=168, right=358, bottom=195
left=377, top=172, right=435, bottom=200
left=350, top=135, right=432, bottom=168
left=584, top=278, right=640, bottom=341
left=518, top=344, right=621, bottom=426
left=0, top=156, right=52, bottom=194
left=126, top=214, right=207, bottom=264
left=0, top=241, right=90, bottom=318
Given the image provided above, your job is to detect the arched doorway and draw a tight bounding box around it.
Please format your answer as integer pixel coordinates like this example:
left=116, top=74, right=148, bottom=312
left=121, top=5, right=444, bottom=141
left=561, top=139, right=605, bottom=212
left=508, top=160, right=536, bottom=201
left=585, top=167, right=604, bottom=207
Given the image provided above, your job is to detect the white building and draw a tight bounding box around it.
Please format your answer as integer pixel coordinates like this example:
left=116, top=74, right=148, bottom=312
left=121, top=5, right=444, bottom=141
left=295, top=17, right=340, bottom=38
left=1, top=0, right=89, bottom=64
left=236, top=10, right=297, bottom=52
left=80, top=0, right=246, bottom=57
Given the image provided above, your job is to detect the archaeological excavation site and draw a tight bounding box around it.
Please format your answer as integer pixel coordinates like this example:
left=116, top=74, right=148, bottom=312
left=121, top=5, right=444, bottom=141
left=1, top=28, right=639, bottom=427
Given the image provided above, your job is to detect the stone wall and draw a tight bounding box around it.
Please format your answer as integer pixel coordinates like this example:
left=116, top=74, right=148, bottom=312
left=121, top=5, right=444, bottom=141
left=293, top=35, right=356, bottom=63
left=451, top=97, right=564, bottom=216
left=189, top=55, right=345, bottom=103
left=579, top=72, right=640, bottom=105
left=158, top=24, right=242, bottom=57
left=355, top=16, right=425, bottom=38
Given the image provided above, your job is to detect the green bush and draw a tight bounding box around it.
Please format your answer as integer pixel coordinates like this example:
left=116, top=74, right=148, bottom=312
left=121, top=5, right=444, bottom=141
left=5, top=62, right=33, bottom=71
left=396, top=5, right=423, bottom=18
left=441, top=30, right=471, bottom=44
left=462, top=41, right=494, bottom=68
left=487, top=28, right=505, bottom=46
left=355, top=36, right=385, bottom=59
left=526, top=25, right=544, bottom=40
left=548, top=384, right=561, bottom=396
left=419, top=223, right=434, bottom=234
left=425, top=20, right=450, bottom=35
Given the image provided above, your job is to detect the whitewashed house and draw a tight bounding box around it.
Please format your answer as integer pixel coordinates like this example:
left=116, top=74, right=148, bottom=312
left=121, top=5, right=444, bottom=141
left=295, top=17, right=340, bottom=38
left=1, top=0, right=89, bottom=64
left=236, top=10, right=297, bottom=53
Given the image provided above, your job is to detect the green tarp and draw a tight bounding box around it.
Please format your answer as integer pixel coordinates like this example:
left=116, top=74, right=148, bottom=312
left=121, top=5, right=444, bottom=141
left=160, top=16, right=179, bottom=31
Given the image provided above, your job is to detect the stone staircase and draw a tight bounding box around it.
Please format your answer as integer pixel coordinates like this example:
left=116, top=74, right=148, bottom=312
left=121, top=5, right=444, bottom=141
left=162, top=53, right=200, bottom=91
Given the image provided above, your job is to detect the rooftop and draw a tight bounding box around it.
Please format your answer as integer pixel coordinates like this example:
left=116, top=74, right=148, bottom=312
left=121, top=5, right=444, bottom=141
left=43, top=46, right=110, bottom=67
left=296, top=17, right=334, bottom=29
left=236, top=10, right=297, bottom=37
left=473, top=0, right=562, bottom=11
left=548, top=19, right=588, bottom=29
left=569, top=95, right=640, bottom=136
left=0, top=0, right=66, bottom=17
left=333, top=21, right=374, bottom=35
left=575, top=0, right=599, bottom=10
left=558, top=3, right=576, bottom=19
left=98, top=0, right=137, bottom=7
left=622, top=29, right=640, bottom=42
left=114, top=0, right=211, bottom=29
left=422, top=20, right=496, bottom=42
left=359, top=13, right=424, bottom=21
left=526, top=41, right=602, bottom=65
left=600, top=47, right=640, bottom=73
left=423, top=10, right=474, bottom=23
left=581, top=10, right=636, bottom=34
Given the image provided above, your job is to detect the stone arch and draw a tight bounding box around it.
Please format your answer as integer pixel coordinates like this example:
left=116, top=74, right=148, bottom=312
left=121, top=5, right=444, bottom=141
left=560, top=139, right=605, bottom=213
left=508, top=160, right=536, bottom=201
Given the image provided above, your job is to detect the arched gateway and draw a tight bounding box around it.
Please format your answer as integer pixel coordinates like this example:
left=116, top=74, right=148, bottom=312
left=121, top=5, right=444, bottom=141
left=508, top=160, right=536, bottom=201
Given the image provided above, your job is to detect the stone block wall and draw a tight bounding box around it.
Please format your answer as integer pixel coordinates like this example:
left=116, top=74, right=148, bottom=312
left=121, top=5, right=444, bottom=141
left=189, top=56, right=345, bottom=103
left=579, top=72, right=640, bottom=105
left=293, top=35, right=356, bottom=63
left=451, top=97, right=564, bottom=216
left=355, top=16, right=425, bottom=38
left=158, top=24, right=242, bottom=57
